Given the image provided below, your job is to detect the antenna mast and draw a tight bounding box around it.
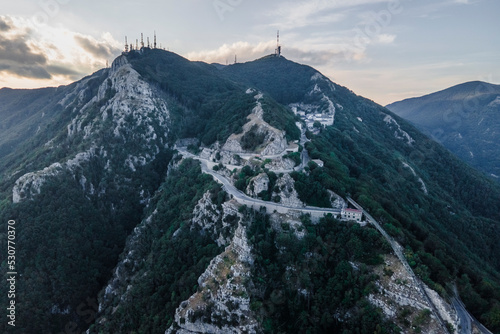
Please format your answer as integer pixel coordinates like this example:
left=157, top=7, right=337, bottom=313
left=124, top=36, right=129, bottom=52
left=275, top=30, right=281, bottom=57
left=154, top=31, right=157, bottom=49
left=141, top=33, right=144, bottom=49
left=147, top=36, right=150, bottom=48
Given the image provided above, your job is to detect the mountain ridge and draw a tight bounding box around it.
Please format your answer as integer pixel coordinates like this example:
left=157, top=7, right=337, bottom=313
left=386, top=80, right=500, bottom=179
left=0, top=49, right=499, bottom=333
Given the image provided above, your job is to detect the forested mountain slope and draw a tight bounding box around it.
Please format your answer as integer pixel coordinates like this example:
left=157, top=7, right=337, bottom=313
left=222, top=56, right=500, bottom=331
left=386, top=81, right=500, bottom=180
left=0, top=50, right=498, bottom=333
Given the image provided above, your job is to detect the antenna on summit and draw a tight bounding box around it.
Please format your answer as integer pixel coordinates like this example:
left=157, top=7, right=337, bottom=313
left=275, top=30, right=281, bottom=57
left=124, top=36, right=129, bottom=53
left=147, top=36, right=150, bottom=48
left=154, top=31, right=157, bottom=49
left=141, top=33, right=144, bottom=49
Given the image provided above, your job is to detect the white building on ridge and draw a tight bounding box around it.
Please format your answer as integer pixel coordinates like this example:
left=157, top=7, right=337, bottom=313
left=341, top=208, right=363, bottom=222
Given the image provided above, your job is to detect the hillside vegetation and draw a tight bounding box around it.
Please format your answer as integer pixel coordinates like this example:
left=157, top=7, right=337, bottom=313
left=387, top=81, right=500, bottom=180
left=223, top=56, right=500, bottom=331
left=0, top=50, right=499, bottom=333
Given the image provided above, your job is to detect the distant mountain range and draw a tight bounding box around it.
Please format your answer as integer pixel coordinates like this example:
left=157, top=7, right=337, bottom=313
left=386, top=81, right=500, bottom=180
left=1, top=50, right=499, bottom=333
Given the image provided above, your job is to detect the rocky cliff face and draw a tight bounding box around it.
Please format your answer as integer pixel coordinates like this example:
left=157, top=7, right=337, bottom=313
left=191, top=191, right=242, bottom=247
left=273, top=173, right=304, bottom=208
left=12, top=55, right=171, bottom=204
left=246, top=173, right=269, bottom=198
left=13, top=147, right=98, bottom=203
left=328, top=190, right=347, bottom=210
left=166, top=216, right=258, bottom=334
left=369, top=254, right=459, bottom=333
left=223, top=92, right=287, bottom=156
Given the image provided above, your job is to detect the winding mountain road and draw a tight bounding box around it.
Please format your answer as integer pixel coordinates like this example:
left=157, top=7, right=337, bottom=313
left=451, top=286, right=493, bottom=334
left=348, top=197, right=494, bottom=334
left=178, top=142, right=495, bottom=334
left=347, top=197, right=451, bottom=332
left=177, top=147, right=340, bottom=218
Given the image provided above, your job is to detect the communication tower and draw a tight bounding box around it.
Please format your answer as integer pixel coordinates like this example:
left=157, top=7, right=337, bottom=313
left=141, top=33, right=144, bottom=49
left=275, top=30, right=281, bottom=57
left=154, top=31, right=157, bottom=49
left=124, top=36, right=129, bottom=53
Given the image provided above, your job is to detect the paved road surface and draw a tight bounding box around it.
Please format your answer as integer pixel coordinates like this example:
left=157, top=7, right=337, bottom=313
left=348, top=197, right=494, bottom=334
left=452, top=296, right=472, bottom=334
left=179, top=146, right=493, bottom=334
left=347, top=197, right=449, bottom=333
left=451, top=285, right=493, bottom=334
left=178, top=148, right=341, bottom=217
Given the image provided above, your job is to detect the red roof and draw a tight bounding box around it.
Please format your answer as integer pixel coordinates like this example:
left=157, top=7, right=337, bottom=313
left=344, top=208, right=362, bottom=213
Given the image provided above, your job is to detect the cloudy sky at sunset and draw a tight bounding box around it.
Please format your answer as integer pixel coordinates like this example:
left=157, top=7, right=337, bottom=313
left=1, top=0, right=499, bottom=105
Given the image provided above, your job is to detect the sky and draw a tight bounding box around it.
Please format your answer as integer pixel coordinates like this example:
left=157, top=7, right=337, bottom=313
left=1, top=0, right=499, bottom=105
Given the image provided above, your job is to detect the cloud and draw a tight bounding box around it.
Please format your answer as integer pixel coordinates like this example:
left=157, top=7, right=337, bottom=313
left=412, top=0, right=477, bottom=18
left=270, top=0, right=390, bottom=28
left=74, top=35, right=119, bottom=59
left=0, top=16, right=122, bottom=86
left=186, top=40, right=347, bottom=68
left=46, top=64, right=83, bottom=77
left=0, top=23, right=51, bottom=79
left=186, top=40, right=276, bottom=64
left=0, top=34, right=48, bottom=66
left=376, top=34, right=396, bottom=44
left=0, top=16, right=11, bottom=31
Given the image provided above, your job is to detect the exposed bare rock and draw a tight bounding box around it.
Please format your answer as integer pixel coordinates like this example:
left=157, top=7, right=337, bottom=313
left=273, top=174, right=304, bottom=208
left=401, top=162, right=428, bottom=195
left=263, top=156, right=296, bottom=171
left=12, top=163, right=63, bottom=203
left=12, top=147, right=97, bottom=203
left=246, top=173, right=269, bottom=198
left=192, top=191, right=222, bottom=234
left=368, top=254, right=458, bottom=333
left=165, top=222, right=258, bottom=334
left=14, top=56, right=172, bottom=203
left=269, top=211, right=306, bottom=239
left=191, top=192, right=242, bottom=247
left=223, top=138, right=244, bottom=153
left=328, top=190, right=347, bottom=210
left=218, top=150, right=245, bottom=166
left=222, top=95, right=287, bottom=156
left=382, top=113, right=415, bottom=146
